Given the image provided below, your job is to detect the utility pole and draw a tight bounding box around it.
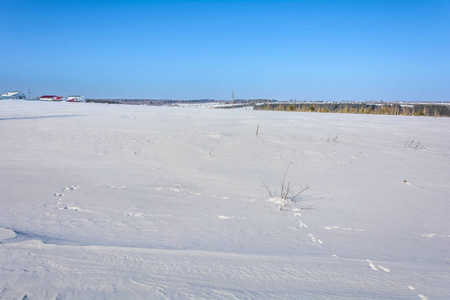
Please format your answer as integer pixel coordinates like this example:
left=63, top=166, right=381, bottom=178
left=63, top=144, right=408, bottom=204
left=28, top=88, right=31, bottom=99
left=231, top=90, right=234, bottom=109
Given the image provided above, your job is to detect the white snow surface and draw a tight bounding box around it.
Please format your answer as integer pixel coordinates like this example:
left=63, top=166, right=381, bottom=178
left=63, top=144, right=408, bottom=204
left=0, top=100, right=449, bottom=299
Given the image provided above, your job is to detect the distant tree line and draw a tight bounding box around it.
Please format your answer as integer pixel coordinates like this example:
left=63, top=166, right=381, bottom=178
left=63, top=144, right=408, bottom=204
left=233, top=99, right=278, bottom=104
left=86, top=99, right=122, bottom=104
left=253, top=103, right=450, bottom=117
left=86, top=99, right=216, bottom=105
left=215, top=99, right=278, bottom=109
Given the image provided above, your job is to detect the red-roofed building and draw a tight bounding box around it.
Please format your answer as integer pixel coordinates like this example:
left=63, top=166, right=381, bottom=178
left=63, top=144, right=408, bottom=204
left=39, top=95, right=59, bottom=101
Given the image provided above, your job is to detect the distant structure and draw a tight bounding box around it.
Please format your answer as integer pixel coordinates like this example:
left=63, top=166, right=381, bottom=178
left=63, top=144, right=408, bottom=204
left=231, top=90, right=234, bottom=108
left=1, top=91, right=26, bottom=100
left=39, top=95, right=64, bottom=101
left=66, top=95, right=85, bottom=102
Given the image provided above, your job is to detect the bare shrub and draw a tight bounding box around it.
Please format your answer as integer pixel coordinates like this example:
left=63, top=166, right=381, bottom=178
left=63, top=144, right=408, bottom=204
left=404, top=139, right=424, bottom=149
left=264, top=163, right=310, bottom=211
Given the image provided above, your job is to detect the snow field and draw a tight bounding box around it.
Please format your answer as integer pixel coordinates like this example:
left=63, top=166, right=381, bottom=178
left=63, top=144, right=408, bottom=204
left=0, top=100, right=449, bottom=299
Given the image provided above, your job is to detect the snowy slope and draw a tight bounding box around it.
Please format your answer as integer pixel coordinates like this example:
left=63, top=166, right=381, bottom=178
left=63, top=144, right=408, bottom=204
left=0, top=100, right=449, bottom=299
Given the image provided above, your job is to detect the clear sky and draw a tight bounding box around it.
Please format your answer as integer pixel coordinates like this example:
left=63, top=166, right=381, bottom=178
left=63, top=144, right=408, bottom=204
left=2, top=0, right=449, bottom=101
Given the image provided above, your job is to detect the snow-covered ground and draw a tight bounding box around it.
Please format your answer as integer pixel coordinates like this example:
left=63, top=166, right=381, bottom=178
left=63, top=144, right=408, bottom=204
left=0, top=100, right=449, bottom=299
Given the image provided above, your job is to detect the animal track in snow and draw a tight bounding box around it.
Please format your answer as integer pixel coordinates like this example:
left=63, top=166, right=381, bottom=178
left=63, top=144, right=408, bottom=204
left=365, top=259, right=390, bottom=272
left=127, top=213, right=172, bottom=217
left=292, top=212, right=308, bottom=228
left=298, top=221, right=308, bottom=228
left=236, top=198, right=255, bottom=202
left=308, top=233, right=323, bottom=245
left=54, top=185, right=88, bottom=212
left=366, top=259, right=378, bottom=271
left=323, top=226, right=340, bottom=230
left=128, top=212, right=145, bottom=217
left=378, top=265, right=390, bottom=272
left=208, top=133, right=222, bottom=140
left=421, top=233, right=450, bottom=238
left=62, top=185, right=78, bottom=191
left=107, top=185, right=126, bottom=189
left=171, top=187, right=183, bottom=193
left=408, top=286, right=429, bottom=299
left=149, top=186, right=202, bottom=196
left=54, top=185, right=79, bottom=197
left=323, top=226, right=365, bottom=232
left=58, top=206, right=92, bottom=213
left=217, top=216, right=246, bottom=220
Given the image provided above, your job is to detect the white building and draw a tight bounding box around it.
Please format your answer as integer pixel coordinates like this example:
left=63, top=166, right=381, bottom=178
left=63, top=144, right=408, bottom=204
left=66, top=95, right=85, bottom=102
left=38, top=95, right=62, bottom=101
left=1, top=91, right=26, bottom=100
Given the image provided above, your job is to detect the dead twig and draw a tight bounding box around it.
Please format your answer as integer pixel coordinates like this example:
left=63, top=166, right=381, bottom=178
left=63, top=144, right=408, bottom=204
left=263, top=182, right=276, bottom=198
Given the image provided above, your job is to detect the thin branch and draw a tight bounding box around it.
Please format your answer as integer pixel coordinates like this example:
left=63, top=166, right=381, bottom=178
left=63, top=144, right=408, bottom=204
left=263, top=182, right=276, bottom=198
left=291, top=185, right=310, bottom=202
left=281, top=163, right=292, bottom=191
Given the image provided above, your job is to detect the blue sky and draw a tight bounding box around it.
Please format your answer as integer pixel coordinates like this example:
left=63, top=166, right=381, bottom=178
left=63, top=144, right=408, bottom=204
left=2, top=0, right=449, bottom=101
